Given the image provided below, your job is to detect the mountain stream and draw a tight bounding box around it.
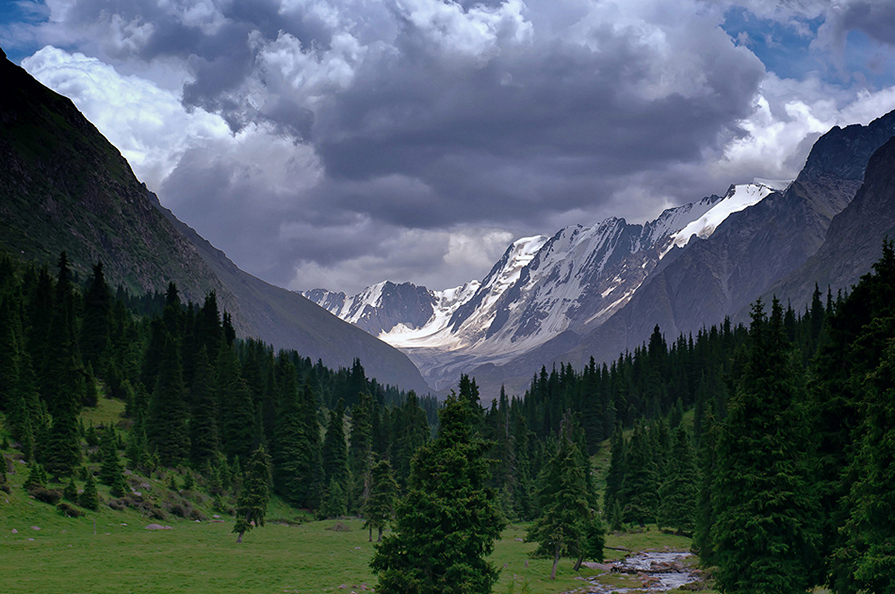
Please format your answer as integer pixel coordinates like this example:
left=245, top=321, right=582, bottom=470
left=563, top=551, right=700, bottom=593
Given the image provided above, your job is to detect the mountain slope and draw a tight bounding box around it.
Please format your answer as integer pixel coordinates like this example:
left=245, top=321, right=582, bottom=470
left=0, top=47, right=428, bottom=394
left=534, top=110, right=895, bottom=383
left=310, top=190, right=774, bottom=390
left=768, top=136, right=895, bottom=310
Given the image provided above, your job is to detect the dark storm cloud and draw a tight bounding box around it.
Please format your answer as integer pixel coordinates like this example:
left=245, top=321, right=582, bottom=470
left=309, top=14, right=764, bottom=229
left=24, top=0, right=889, bottom=293
left=834, top=1, right=895, bottom=46
left=24, top=1, right=766, bottom=223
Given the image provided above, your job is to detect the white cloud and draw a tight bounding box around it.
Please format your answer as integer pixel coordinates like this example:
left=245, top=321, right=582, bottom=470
left=287, top=225, right=518, bottom=293
left=396, top=0, right=533, bottom=59
left=714, top=73, right=895, bottom=180
left=254, top=28, right=367, bottom=108
left=22, top=45, right=232, bottom=191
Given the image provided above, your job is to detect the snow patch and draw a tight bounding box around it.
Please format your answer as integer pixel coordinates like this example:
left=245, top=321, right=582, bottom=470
left=668, top=183, right=775, bottom=250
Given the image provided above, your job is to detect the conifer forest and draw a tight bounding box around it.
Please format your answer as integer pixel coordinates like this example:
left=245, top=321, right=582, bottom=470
left=1, top=244, right=894, bottom=594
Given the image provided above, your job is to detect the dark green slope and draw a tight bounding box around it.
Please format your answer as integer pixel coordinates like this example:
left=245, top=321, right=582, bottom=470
left=0, top=48, right=222, bottom=300
left=0, top=48, right=429, bottom=394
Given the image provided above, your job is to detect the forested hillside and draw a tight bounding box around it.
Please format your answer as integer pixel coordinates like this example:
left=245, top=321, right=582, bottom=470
left=0, top=252, right=436, bottom=517
left=2, top=244, right=893, bottom=593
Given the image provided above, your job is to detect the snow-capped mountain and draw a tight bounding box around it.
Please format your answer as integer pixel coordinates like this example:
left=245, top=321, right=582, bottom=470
left=305, top=182, right=785, bottom=391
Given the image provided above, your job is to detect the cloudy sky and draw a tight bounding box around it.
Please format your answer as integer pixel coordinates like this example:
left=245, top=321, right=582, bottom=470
left=2, top=0, right=895, bottom=294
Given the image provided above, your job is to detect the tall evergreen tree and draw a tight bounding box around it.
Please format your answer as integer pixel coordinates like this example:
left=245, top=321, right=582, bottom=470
left=98, top=426, right=128, bottom=497
left=693, top=404, right=719, bottom=565
left=657, top=425, right=698, bottom=535
left=146, top=333, right=190, bottom=466
left=272, top=365, right=309, bottom=504
left=217, top=342, right=255, bottom=462
left=233, top=445, right=271, bottom=543
left=189, top=347, right=219, bottom=469
left=78, top=472, right=99, bottom=510
left=711, top=299, right=819, bottom=594
left=603, top=424, right=626, bottom=516
left=322, top=398, right=349, bottom=503
left=349, top=391, right=374, bottom=511
left=527, top=421, right=604, bottom=579
left=80, top=262, right=111, bottom=371
left=835, top=335, right=895, bottom=594
left=299, top=381, right=325, bottom=509
left=621, top=422, right=658, bottom=526
left=371, top=392, right=505, bottom=594
left=392, top=392, right=429, bottom=488
left=363, top=458, right=398, bottom=542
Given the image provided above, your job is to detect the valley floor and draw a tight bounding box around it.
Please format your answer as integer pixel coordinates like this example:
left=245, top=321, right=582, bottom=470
left=2, top=497, right=700, bottom=594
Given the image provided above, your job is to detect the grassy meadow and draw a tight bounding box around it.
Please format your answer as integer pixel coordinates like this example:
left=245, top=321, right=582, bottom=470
left=1, top=399, right=701, bottom=594
left=1, top=460, right=696, bottom=594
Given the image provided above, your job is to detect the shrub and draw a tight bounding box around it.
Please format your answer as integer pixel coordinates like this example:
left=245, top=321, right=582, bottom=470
left=29, top=487, right=63, bottom=505
left=57, top=502, right=84, bottom=517
left=189, top=508, right=208, bottom=522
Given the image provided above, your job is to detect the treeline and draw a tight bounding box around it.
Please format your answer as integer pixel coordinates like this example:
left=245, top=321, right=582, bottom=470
left=480, top=243, right=894, bottom=593
left=2, top=244, right=893, bottom=592
left=0, top=252, right=437, bottom=516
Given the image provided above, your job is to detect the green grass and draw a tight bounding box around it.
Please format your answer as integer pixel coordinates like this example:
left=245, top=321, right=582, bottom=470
left=1, top=415, right=707, bottom=594
left=1, top=477, right=702, bottom=594
left=81, top=396, right=127, bottom=428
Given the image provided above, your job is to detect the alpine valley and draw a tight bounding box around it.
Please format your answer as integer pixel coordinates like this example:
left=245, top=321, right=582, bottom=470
left=306, top=110, right=895, bottom=396
left=3, top=43, right=895, bottom=399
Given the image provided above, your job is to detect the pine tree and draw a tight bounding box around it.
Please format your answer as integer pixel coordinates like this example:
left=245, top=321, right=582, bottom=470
left=7, top=347, right=41, bottom=461
left=44, top=401, right=82, bottom=478
left=146, top=333, right=190, bottom=466
left=621, top=422, right=658, bottom=526
left=392, top=392, right=429, bottom=488
left=0, top=296, right=22, bottom=414
left=80, top=262, right=111, bottom=372
left=657, top=425, right=697, bottom=535
left=78, top=472, right=99, bottom=510
left=297, top=381, right=325, bottom=509
left=271, top=364, right=306, bottom=504
left=607, top=499, right=624, bottom=532
left=693, top=404, right=718, bottom=564
left=42, top=253, right=84, bottom=414
left=63, top=477, right=78, bottom=502
left=835, top=327, right=895, bottom=593
left=322, top=398, right=349, bottom=496
left=125, top=420, right=151, bottom=472
left=527, top=420, right=604, bottom=579
left=371, top=392, right=505, bottom=594
left=711, top=299, right=819, bottom=594
left=25, top=462, right=46, bottom=490
left=349, top=391, right=374, bottom=512
left=98, top=427, right=128, bottom=497
left=317, top=478, right=347, bottom=519
left=603, top=424, right=626, bottom=517
left=363, top=458, right=398, bottom=542
left=233, top=445, right=271, bottom=543
left=217, top=341, right=255, bottom=462
left=189, top=347, right=219, bottom=469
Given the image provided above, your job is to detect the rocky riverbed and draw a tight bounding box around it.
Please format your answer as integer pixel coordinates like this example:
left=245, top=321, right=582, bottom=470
left=563, top=550, right=702, bottom=593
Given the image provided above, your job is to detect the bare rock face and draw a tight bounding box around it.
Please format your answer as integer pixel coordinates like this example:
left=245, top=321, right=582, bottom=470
left=769, top=136, right=895, bottom=311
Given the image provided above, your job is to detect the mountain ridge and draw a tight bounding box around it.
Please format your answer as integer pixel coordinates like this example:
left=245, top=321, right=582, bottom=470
left=306, top=111, right=895, bottom=396
left=0, top=48, right=429, bottom=394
